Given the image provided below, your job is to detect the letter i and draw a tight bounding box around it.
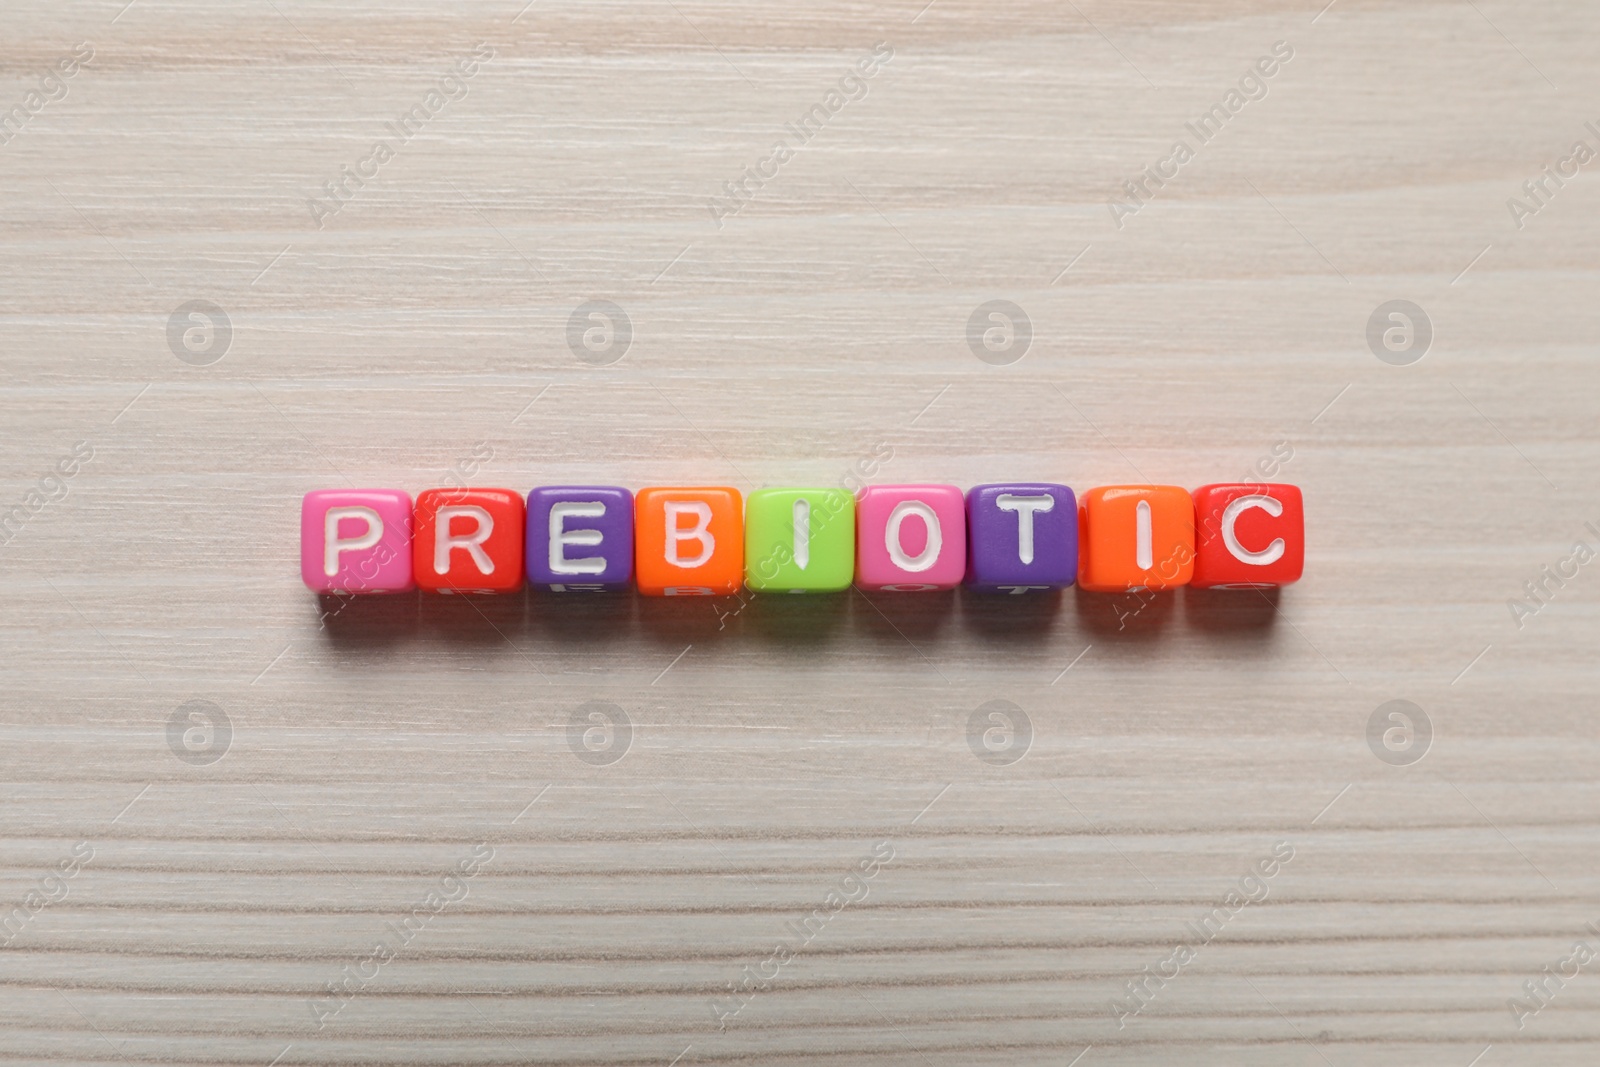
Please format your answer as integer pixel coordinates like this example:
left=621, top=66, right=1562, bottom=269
left=1135, top=500, right=1153, bottom=569
left=793, top=498, right=810, bottom=570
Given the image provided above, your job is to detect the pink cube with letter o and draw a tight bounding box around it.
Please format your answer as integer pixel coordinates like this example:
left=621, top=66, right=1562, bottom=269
left=854, top=484, right=967, bottom=591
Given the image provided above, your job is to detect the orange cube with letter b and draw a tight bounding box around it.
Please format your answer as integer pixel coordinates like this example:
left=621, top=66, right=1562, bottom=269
left=634, top=486, right=744, bottom=596
left=1077, top=485, right=1195, bottom=592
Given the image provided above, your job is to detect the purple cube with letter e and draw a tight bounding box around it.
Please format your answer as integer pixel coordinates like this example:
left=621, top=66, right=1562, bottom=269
left=526, top=486, right=634, bottom=591
left=965, top=483, right=1077, bottom=592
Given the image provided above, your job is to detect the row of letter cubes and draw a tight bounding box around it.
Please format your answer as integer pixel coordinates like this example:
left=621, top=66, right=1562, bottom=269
left=302, top=484, right=1303, bottom=595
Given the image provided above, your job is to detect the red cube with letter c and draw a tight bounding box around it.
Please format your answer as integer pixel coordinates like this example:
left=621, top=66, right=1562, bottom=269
left=1190, top=483, right=1304, bottom=589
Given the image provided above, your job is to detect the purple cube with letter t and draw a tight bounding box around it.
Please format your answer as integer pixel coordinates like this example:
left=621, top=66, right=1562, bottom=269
left=965, top=483, right=1077, bottom=592
left=526, top=486, right=634, bottom=591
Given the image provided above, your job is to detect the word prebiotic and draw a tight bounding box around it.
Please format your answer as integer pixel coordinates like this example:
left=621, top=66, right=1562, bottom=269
left=301, top=483, right=1304, bottom=596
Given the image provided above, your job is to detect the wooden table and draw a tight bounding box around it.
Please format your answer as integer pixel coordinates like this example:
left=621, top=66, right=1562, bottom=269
left=3, top=1, right=1597, bottom=1063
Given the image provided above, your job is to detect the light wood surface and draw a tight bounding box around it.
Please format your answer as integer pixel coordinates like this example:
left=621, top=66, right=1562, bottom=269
left=3, top=0, right=1599, bottom=1063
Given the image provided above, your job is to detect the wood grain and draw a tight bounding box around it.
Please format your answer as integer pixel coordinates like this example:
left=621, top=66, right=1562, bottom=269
left=3, top=0, right=1599, bottom=1063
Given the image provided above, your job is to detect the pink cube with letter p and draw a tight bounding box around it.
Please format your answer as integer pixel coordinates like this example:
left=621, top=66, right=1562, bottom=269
left=855, top=484, right=966, bottom=590
left=301, top=489, right=415, bottom=593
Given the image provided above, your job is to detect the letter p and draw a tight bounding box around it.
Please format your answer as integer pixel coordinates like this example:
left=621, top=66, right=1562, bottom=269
left=325, top=507, right=381, bottom=576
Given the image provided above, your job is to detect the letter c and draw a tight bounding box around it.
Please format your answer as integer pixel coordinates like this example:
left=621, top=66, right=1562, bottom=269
left=1221, top=494, right=1285, bottom=566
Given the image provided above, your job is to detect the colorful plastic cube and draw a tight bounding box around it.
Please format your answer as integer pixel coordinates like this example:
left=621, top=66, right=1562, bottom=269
left=855, top=484, right=966, bottom=591
left=1190, top=483, right=1304, bottom=588
left=966, top=483, right=1077, bottom=591
left=745, top=488, right=855, bottom=593
left=413, top=487, right=525, bottom=593
left=300, top=488, right=415, bottom=594
left=1077, top=485, right=1194, bottom=592
left=634, top=486, right=744, bottom=596
left=526, top=486, right=634, bottom=592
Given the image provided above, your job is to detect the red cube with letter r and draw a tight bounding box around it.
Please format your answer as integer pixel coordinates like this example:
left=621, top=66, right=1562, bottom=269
left=413, top=488, right=525, bottom=593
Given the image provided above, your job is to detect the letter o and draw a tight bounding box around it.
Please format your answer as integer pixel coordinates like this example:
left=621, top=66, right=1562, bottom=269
left=885, top=500, right=941, bottom=572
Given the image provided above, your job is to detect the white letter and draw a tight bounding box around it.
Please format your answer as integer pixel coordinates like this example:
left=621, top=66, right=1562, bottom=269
left=548, top=501, right=606, bottom=575
left=885, top=500, right=941, bottom=572
left=1221, top=495, right=1285, bottom=566
left=434, top=505, right=495, bottom=575
left=664, top=501, right=714, bottom=568
left=1135, top=499, right=1153, bottom=570
left=324, top=506, right=381, bottom=576
left=996, top=493, right=1053, bottom=564
left=792, top=497, right=810, bottom=570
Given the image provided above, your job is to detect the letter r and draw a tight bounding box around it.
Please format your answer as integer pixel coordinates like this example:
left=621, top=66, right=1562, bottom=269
left=434, top=505, right=495, bottom=575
